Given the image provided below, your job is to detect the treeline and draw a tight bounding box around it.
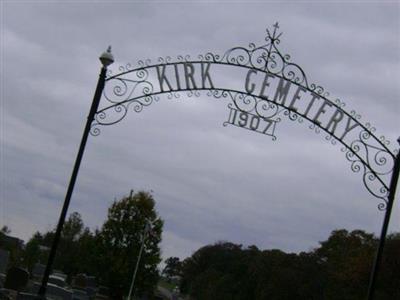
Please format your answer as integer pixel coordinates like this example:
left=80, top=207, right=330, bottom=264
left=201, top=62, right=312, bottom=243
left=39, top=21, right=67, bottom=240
left=1, top=191, right=163, bottom=299
left=176, top=230, right=399, bottom=300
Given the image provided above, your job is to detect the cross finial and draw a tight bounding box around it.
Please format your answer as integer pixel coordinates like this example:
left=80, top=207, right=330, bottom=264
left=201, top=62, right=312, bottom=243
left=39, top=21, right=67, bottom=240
left=272, top=22, right=280, bottom=38
left=266, top=22, right=282, bottom=44
left=265, top=22, right=283, bottom=50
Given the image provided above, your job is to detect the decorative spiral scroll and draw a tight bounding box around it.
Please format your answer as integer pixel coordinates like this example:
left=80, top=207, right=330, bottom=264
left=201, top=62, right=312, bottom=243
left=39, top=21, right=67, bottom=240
left=93, top=23, right=397, bottom=209
left=336, top=127, right=398, bottom=208
left=255, top=100, right=280, bottom=119
left=341, top=131, right=394, bottom=176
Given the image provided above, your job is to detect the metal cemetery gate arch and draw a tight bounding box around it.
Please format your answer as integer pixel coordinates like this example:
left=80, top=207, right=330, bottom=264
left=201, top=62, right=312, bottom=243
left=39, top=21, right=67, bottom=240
left=39, top=24, right=399, bottom=299
left=96, top=24, right=396, bottom=210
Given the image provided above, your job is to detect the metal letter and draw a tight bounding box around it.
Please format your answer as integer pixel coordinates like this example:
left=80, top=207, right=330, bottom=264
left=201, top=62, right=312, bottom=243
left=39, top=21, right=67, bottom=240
left=156, top=65, right=173, bottom=92
left=288, top=86, right=307, bottom=112
left=238, top=112, right=248, bottom=127
left=273, top=77, right=291, bottom=105
left=201, top=63, right=214, bottom=89
left=245, top=69, right=257, bottom=94
left=326, top=108, right=344, bottom=135
left=304, top=93, right=320, bottom=117
left=262, top=120, right=273, bottom=134
left=250, top=115, right=260, bottom=130
left=230, top=107, right=238, bottom=124
left=259, top=73, right=275, bottom=100
left=313, top=100, right=333, bottom=126
left=184, top=63, right=197, bottom=89
left=340, top=116, right=359, bottom=140
left=174, top=64, right=181, bottom=90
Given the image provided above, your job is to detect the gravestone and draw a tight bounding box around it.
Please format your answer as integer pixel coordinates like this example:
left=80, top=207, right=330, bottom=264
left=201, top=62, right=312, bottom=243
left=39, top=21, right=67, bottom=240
left=72, top=289, right=89, bottom=300
left=72, top=273, right=86, bottom=288
left=47, top=284, right=73, bottom=300
left=16, top=292, right=37, bottom=299
left=85, top=276, right=97, bottom=298
left=49, top=274, right=66, bottom=288
left=32, top=263, right=45, bottom=281
left=72, top=274, right=97, bottom=298
left=0, top=249, right=9, bottom=274
left=4, top=267, right=29, bottom=291
left=0, top=288, right=15, bottom=300
left=31, top=282, right=72, bottom=300
left=94, top=286, right=109, bottom=300
left=52, top=270, right=67, bottom=281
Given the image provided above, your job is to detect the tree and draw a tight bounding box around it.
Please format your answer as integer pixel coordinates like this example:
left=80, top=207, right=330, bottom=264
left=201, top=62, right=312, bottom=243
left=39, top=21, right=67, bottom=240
left=180, top=242, right=254, bottom=299
left=22, top=212, right=97, bottom=281
left=61, top=212, right=84, bottom=241
left=315, top=229, right=376, bottom=300
left=22, top=232, right=44, bottom=272
left=376, top=233, right=400, bottom=299
left=36, top=212, right=98, bottom=281
left=74, top=227, right=98, bottom=276
left=179, top=230, right=397, bottom=300
left=1, top=226, right=11, bottom=235
left=97, top=190, right=163, bottom=299
left=163, top=257, right=182, bottom=280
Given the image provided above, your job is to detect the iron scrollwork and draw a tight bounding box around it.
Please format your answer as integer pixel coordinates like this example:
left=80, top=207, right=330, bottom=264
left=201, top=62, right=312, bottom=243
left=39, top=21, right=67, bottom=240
left=91, top=23, right=398, bottom=209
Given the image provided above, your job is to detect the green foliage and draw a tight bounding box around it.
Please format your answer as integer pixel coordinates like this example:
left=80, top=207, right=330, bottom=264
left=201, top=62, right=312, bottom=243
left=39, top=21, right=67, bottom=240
left=5, top=205, right=400, bottom=300
left=96, top=190, right=163, bottom=298
left=22, top=212, right=96, bottom=279
left=180, top=230, right=399, bottom=300
left=23, top=232, right=45, bottom=271
left=61, top=212, right=84, bottom=241
left=315, top=229, right=376, bottom=299
left=376, top=233, right=400, bottom=299
left=1, top=226, right=11, bottom=235
left=19, top=190, right=163, bottom=299
left=162, top=256, right=182, bottom=279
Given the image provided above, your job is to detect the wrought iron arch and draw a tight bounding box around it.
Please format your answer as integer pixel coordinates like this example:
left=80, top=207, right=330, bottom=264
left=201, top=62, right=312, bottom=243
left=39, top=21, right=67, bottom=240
left=37, top=24, right=399, bottom=300
left=92, top=23, right=398, bottom=211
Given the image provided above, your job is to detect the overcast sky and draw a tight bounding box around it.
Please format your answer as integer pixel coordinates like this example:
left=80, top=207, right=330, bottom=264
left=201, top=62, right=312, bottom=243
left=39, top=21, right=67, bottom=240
left=1, top=1, right=399, bottom=262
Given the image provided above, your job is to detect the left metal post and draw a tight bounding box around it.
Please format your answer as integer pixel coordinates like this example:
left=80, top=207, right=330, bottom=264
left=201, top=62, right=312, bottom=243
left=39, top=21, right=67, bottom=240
left=37, top=47, right=114, bottom=299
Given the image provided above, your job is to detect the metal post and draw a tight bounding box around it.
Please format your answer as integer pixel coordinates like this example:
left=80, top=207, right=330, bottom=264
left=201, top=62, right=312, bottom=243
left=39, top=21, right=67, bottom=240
left=37, top=47, right=113, bottom=299
left=366, top=138, right=400, bottom=300
left=128, top=224, right=150, bottom=300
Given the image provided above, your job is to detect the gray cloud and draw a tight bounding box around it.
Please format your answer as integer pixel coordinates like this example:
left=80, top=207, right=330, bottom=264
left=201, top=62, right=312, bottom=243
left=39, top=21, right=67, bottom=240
left=2, top=1, right=399, bottom=261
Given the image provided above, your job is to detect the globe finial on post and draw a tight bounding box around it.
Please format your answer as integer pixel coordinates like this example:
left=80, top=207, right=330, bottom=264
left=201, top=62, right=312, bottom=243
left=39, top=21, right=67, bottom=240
left=99, top=46, right=114, bottom=67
